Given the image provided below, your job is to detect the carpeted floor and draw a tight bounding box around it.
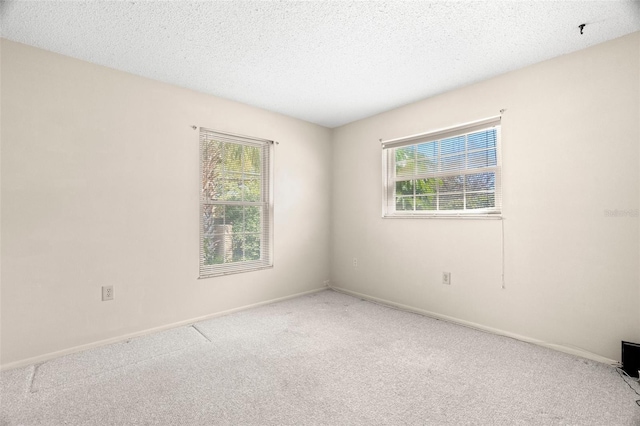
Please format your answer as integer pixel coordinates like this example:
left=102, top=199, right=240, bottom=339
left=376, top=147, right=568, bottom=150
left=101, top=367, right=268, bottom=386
left=1, top=289, right=639, bottom=425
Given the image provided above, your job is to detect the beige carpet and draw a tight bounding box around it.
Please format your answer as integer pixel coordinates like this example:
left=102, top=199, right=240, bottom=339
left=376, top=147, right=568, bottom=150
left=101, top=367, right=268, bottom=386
left=1, top=290, right=639, bottom=425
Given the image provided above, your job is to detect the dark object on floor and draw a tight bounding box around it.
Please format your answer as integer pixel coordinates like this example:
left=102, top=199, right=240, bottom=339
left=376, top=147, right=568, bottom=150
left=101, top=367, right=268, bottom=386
left=622, top=341, right=640, bottom=378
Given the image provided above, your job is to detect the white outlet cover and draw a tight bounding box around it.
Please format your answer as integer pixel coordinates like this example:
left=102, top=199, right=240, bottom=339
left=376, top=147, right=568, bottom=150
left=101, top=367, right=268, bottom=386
left=443, top=273, right=451, bottom=285
left=102, top=286, right=114, bottom=301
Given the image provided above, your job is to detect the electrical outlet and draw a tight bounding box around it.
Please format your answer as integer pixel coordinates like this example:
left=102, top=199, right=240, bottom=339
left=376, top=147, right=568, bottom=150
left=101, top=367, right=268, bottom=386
left=102, top=285, right=114, bottom=301
left=352, top=258, right=358, bottom=268
left=442, top=272, right=451, bottom=285
left=323, top=280, right=330, bottom=286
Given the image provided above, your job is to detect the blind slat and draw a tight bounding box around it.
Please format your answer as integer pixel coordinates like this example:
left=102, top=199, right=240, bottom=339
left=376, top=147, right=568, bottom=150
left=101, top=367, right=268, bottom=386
left=383, top=119, right=502, bottom=218
left=381, top=116, right=501, bottom=150
left=199, top=127, right=273, bottom=278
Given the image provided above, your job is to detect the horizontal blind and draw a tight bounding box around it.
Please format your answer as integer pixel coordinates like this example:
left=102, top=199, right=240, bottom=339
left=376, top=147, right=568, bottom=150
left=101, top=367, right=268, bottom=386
left=199, top=128, right=273, bottom=277
left=382, top=117, right=501, bottom=217
left=382, top=116, right=500, bottom=150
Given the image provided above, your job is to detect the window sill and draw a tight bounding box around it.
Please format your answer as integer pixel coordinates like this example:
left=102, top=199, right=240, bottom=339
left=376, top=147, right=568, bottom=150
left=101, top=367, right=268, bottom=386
left=198, top=263, right=273, bottom=279
left=383, top=213, right=502, bottom=220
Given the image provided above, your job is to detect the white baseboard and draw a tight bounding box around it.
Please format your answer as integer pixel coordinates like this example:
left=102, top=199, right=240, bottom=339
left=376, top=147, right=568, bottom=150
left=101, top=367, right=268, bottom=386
left=330, top=285, right=619, bottom=366
left=1, top=287, right=328, bottom=371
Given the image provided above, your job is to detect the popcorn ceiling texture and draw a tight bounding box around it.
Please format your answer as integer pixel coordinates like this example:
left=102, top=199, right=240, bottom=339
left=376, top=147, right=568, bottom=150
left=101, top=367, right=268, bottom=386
left=1, top=1, right=639, bottom=128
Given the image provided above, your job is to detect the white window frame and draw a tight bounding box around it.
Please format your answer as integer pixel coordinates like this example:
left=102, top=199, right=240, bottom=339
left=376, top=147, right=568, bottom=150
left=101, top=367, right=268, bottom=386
left=199, top=128, right=274, bottom=278
left=382, top=116, right=502, bottom=219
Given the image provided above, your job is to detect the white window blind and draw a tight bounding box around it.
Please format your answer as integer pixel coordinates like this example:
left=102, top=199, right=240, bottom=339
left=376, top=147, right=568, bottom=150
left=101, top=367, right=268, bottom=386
left=382, top=116, right=502, bottom=218
left=199, top=128, right=273, bottom=277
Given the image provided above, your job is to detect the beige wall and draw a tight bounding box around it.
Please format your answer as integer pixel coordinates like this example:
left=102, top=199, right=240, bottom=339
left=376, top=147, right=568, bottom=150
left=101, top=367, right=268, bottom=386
left=0, top=39, right=332, bottom=367
left=330, top=32, right=640, bottom=362
left=2, top=32, right=639, bottom=368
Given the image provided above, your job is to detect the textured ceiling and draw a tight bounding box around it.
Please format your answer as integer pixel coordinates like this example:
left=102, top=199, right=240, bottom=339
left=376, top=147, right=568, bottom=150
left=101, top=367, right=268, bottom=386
left=1, top=1, right=639, bottom=128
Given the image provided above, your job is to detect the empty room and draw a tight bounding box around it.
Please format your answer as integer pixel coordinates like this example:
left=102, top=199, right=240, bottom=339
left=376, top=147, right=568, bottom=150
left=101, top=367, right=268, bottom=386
left=1, top=0, right=640, bottom=424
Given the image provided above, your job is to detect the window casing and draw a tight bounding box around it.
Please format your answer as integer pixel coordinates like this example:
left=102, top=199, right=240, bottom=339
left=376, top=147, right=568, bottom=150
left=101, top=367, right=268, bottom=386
left=199, top=128, right=273, bottom=277
left=382, top=117, right=502, bottom=218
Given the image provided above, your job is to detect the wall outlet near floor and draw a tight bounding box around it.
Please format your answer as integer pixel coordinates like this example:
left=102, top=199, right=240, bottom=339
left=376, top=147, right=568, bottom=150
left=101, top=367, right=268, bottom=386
left=352, top=258, right=358, bottom=269
left=102, top=285, right=114, bottom=301
left=323, top=280, right=330, bottom=286
left=442, top=272, right=451, bottom=285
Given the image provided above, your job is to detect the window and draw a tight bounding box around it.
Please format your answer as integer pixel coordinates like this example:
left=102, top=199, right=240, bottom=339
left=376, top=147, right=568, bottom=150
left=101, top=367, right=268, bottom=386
left=382, top=116, right=501, bottom=217
left=199, top=128, right=273, bottom=277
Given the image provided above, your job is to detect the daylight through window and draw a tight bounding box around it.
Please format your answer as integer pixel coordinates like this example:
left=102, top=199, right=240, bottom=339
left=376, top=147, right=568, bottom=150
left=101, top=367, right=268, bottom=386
left=199, top=128, right=273, bottom=277
left=382, top=117, right=502, bottom=217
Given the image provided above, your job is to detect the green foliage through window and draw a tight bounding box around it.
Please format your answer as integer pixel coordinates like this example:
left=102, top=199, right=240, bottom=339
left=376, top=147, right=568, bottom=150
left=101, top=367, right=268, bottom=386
left=200, top=129, right=272, bottom=276
left=384, top=124, right=501, bottom=216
